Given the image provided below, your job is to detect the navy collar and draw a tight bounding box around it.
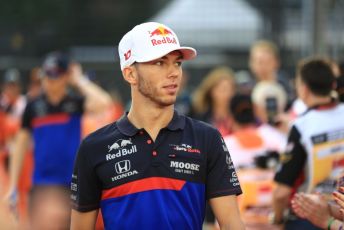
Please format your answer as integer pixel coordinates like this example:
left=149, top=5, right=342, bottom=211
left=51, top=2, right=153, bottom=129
left=116, top=110, right=185, bottom=136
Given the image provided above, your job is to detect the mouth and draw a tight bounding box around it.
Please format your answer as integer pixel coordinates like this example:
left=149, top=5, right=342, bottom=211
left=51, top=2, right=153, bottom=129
left=163, top=84, right=178, bottom=94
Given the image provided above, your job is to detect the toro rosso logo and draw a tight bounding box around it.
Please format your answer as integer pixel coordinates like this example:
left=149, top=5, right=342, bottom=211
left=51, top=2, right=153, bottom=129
left=170, top=144, right=201, bottom=154
left=149, top=26, right=177, bottom=46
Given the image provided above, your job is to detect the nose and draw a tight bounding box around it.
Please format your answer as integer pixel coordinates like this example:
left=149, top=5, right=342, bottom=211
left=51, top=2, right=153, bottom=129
left=167, top=63, right=181, bottom=79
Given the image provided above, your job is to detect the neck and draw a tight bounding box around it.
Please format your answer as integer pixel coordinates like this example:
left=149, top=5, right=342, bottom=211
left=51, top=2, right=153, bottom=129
left=128, top=100, right=174, bottom=141
left=305, top=95, right=332, bottom=108
left=260, top=72, right=276, bottom=81
left=232, top=122, right=255, bottom=132
left=46, top=89, right=66, bottom=105
left=212, top=103, right=229, bottom=119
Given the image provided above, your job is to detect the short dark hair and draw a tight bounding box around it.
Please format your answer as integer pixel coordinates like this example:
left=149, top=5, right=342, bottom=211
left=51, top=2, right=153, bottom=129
left=230, top=94, right=255, bottom=125
left=297, top=58, right=335, bottom=96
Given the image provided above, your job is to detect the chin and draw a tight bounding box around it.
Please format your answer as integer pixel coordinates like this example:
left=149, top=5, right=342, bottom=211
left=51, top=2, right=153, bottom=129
left=157, top=98, right=176, bottom=107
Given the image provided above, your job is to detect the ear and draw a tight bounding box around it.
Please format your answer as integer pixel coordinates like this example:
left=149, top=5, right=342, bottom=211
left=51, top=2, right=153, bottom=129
left=122, top=66, right=137, bottom=85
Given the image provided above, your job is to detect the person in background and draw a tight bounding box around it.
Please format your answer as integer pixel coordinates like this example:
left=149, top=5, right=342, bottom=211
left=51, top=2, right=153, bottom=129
left=26, top=67, right=43, bottom=100
left=191, top=66, right=238, bottom=228
left=234, top=70, right=256, bottom=96
left=224, top=94, right=286, bottom=228
left=0, top=68, right=27, bottom=120
left=249, top=40, right=293, bottom=104
left=271, top=58, right=344, bottom=229
left=71, top=22, right=244, bottom=230
left=0, top=68, right=31, bottom=225
left=191, top=66, right=237, bottom=136
left=251, top=81, right=288, bottom=133
left=289, top=58, right=343, bottom=120
left=82, top=88, right=124, bottom=137
left=175, top=70, right=193, bottom=116
left=0, top=68, right=27, bottom=160
left=290, top=172, right=344, bottom=230
left=225, top=94, right=286, bottom=168
left=335, top=61, right=344, bottom=103
left=290, top=190, right=343, bottom=230
left=4, top=52, right=112, bottom=230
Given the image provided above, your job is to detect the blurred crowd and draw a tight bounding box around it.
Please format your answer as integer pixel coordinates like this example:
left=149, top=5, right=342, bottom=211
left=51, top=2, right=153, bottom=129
left=1, top=40, right=344, bottom=229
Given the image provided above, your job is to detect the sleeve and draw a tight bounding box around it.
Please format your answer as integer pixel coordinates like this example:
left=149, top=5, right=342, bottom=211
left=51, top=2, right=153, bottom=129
left=77, top=95, right=85, bottom=114
left=274, top=125, right=307, bottom=187
left=206, top=129, right=242, bottom=199
left=71, top=93, right=85, bottom=115
left=21, top=103, right=32, bottom=130
left=71, top=139, right=102, bottom=212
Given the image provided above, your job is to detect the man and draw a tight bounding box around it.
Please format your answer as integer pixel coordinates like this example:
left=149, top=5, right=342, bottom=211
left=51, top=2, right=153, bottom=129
left=0, top=68, right=27, bottom=169
left=71, top=22, right=244, bottom=230
left=224, top=94, right=286, bottom=168
left=0, top=68, right=30, bottom=222
left=5, top=52, right=112, bottom=229
left=223, top=94, right=285, bottom=227
left=249, top=40, right=293, bottom=102
left=0, top=68, right=27, bottom=119
left=271, top=58, right=344, bottom=229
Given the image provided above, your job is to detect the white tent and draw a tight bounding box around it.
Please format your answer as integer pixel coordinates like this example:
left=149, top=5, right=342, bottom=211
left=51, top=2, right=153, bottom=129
left=152, top=0, right=263, bottom=49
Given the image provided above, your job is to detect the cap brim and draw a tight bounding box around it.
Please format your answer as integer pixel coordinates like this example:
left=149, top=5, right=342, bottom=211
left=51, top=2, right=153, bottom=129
left=177, top=47, right=197, bottom=60
left=136, top=46, right=197, bottom=63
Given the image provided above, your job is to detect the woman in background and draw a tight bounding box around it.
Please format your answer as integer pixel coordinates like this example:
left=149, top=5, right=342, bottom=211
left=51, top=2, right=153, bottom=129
left=191, top=66, right=236, bottom=136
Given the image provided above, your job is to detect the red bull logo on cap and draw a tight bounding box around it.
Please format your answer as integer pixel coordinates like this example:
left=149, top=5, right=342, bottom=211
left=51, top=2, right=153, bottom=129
left=150, top=26, right=173, bottom=37
left=149, top=26, right=177, bottom=46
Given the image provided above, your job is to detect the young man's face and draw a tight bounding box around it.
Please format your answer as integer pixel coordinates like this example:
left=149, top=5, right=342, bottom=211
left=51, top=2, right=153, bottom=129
left=249, top=48, right=279, bottom=81
left=133, top=51, right=183, bottom=107
left=42, top=73, right=68, bottom=95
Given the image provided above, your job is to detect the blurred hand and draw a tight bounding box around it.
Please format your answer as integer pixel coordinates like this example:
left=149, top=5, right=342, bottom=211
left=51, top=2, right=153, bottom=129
left=291, top=192, right=330, bottom=229
left=67, top=62, right=84, bottom=87
left=333, top=187, right=344, bottom=215
left=2, top=188, right=18, bottom=220
left=275, top=113, right=291, bottom=134
left=0, top=201, right=17, bottom=229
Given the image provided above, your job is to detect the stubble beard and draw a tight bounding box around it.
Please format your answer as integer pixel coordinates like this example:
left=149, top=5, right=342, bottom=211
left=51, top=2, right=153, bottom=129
left=137, top=74, right=176, bottom=107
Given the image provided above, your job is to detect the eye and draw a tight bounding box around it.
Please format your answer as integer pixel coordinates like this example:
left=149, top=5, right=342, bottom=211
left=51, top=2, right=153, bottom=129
left=175, top=61, right=182, bottom=67
left=155, top=61, right=163, bottom=66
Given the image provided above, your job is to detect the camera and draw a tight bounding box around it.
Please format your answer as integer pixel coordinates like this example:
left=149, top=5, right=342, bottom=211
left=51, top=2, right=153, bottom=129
left=265, top=96, right=279, bottom=126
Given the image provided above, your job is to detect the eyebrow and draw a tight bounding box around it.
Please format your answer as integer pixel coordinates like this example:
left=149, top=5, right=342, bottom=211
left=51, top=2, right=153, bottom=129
left=160, top=52, right=183, bottom=61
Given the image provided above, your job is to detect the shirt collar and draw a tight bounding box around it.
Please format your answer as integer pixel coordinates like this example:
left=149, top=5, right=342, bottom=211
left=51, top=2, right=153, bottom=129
left=116, top=110, right=185, bottom=136
left=306, top=97, right=338, bottom=113
left=167, top=110, right=185, bottom=131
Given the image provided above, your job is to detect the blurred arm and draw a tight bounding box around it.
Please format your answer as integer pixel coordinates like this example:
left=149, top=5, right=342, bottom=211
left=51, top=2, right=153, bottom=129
left=69, top=63, right=112, bottom=114
left=6, top=129, right=31, bottom=198
left=272, top=126, right=307, bottom=224
left=71, top=209, right=98, bottom=230
left=272, top=183, right=291, bottom=224
left=209, top=195, right=245, bottom=230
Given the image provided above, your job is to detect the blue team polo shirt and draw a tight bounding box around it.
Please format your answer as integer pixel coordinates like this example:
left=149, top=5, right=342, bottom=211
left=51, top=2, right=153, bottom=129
left=22, top=93, right=84, bottom=186
left=71, top=111, right=241, bottom=230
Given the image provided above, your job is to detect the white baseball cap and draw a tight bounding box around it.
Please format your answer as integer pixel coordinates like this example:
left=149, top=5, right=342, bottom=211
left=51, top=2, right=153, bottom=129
left=118, top=22, right=197, bottom=70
